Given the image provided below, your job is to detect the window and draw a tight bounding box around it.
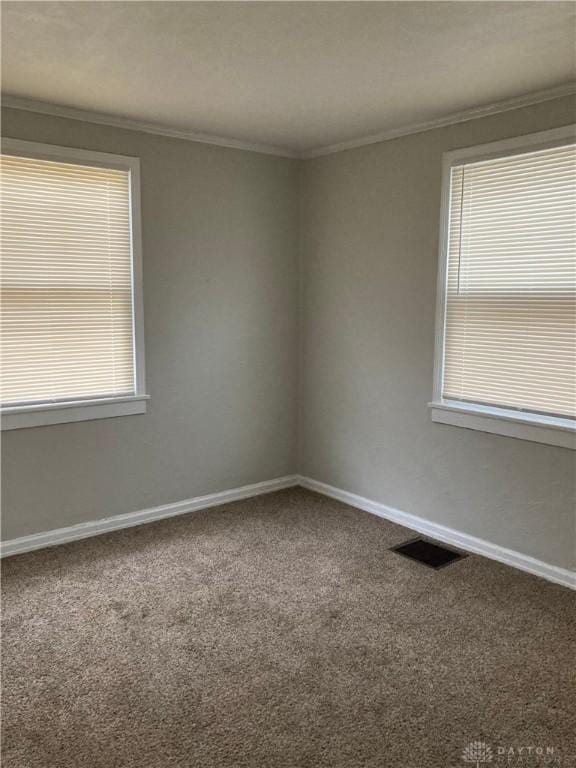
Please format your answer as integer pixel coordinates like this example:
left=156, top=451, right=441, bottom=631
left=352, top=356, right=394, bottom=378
left=431, top=126, right=575, bottom=449
left=1, top=139, right=147, bottom=429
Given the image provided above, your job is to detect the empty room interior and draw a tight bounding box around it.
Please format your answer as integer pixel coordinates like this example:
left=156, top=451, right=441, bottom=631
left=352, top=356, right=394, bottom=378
left=1, top=2, right=575, bottom=766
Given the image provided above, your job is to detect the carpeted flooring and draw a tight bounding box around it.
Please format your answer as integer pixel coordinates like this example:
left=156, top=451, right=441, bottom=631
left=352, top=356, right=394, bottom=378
left=1, top=487, right=575, bottom=768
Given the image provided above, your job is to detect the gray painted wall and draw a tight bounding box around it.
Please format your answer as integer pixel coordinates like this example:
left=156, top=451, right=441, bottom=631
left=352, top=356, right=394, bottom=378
left=300, top=95, right=576, bottom=571
left=2, top=98, right=575, bottom=572
left=1, top=108, right=300, bottom=539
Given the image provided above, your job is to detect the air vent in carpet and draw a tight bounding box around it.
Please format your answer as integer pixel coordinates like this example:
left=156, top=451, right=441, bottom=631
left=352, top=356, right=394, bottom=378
left=390, top=537, right=467, bottom=569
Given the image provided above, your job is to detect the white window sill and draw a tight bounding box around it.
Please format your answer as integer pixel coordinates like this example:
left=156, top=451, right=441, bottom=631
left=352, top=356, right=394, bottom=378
left=1, top=395, right=149, bottom=431
left=429, top=401, right=575, bottom=450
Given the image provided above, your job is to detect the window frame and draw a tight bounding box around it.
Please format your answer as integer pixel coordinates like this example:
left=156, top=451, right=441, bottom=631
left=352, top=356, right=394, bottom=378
left=1, top=138, right=148, bottom=430
left=430, top=125, right=576, bottom=450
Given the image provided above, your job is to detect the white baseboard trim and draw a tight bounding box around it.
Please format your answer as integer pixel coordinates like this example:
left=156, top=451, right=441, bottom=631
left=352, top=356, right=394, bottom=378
left=297, top=476, right=575, bottom=590
left=3, top=473, right=573, bottom=590
left=1, top=475, right=299, bottom=558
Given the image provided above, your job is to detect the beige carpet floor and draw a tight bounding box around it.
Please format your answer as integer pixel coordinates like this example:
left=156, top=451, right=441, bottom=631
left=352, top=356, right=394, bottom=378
left=1, top=487, right=574, bottom=768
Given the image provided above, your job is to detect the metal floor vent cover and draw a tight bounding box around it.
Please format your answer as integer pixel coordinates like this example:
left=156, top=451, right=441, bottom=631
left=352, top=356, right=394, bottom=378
left=390, top=537, right=467, bottom=569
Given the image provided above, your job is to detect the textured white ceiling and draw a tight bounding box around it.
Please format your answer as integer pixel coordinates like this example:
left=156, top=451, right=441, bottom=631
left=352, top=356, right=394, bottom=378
left=2, top=1, right=575, bottom=154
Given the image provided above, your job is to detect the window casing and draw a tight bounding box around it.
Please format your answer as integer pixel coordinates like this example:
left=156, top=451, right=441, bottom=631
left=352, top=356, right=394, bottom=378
left=430, top=126, right=576, bottom=449
left=1, top=139, right=147, bottom=430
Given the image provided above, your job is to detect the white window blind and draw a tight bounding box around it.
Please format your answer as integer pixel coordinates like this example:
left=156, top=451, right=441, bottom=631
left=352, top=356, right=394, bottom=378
left=0, top=152, right=136, bottom=407
left=442, top=141, right=576, bottom=421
